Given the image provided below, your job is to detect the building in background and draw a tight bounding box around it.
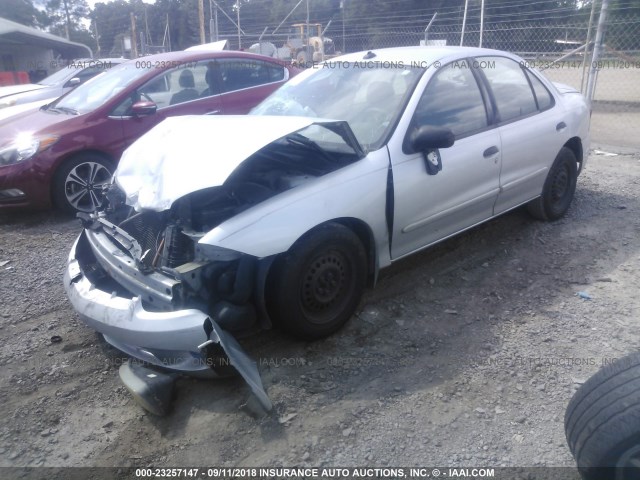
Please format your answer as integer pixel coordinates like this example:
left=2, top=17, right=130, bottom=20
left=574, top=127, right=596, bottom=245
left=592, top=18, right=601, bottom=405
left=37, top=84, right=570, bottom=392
left=0, top=17, right=92, bottom=84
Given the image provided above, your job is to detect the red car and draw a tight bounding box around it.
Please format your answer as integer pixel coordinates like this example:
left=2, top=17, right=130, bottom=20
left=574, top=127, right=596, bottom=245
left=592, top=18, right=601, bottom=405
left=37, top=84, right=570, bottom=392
left=0, top=50, right=299, bottom=212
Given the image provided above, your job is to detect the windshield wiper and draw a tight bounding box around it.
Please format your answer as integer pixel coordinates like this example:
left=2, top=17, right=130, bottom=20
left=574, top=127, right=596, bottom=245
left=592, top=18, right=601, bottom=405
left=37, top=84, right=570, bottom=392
left=54, top=106, right=79, bottom=115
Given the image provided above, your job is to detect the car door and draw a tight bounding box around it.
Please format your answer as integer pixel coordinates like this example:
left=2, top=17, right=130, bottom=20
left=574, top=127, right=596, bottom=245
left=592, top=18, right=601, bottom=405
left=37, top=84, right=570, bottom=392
left=216, top=58, right=289, bottom=114
left=391, top=59, right=502, bottom=260
left=475, top=56, right=566, bottom=214
left=111, top=60, right=223, bottom=149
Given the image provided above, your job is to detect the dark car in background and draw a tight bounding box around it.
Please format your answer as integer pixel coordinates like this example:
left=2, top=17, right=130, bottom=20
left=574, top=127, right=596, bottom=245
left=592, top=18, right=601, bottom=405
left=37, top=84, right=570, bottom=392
left=0, top=58, right=125, bottom=110
left=0, top=50, right=299, bottom=213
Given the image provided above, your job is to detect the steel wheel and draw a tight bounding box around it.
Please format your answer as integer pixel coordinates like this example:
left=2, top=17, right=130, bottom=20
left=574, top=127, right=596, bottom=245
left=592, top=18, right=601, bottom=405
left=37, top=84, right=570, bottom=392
left=527, top=146, right=577, bottom=221
left=549, top=162, right=570, bottom=204
left=301, top=249, right=351, bottom=325
left=267, top=223, right=367, bottom=340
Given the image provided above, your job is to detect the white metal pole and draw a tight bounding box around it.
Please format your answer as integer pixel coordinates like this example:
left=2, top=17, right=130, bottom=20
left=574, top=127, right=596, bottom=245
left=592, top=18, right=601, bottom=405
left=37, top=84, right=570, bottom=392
left=479, top=0, right=485, bottom=48
left=236, top=0, right=241, bottom=49
left=460, top=0, right=469, bottom=46
left=342, top=0, right=346, bottom=53
left=586, top=0, right=610, bottom=105
left=306, top=0, right=310, bottom=50
left=580, top=0, right=598, bottom=92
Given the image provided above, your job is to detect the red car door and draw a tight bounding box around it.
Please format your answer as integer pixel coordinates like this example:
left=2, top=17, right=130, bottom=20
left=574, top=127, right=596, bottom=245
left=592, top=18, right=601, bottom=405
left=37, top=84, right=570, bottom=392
left=113, top=60, right=224, bottom=149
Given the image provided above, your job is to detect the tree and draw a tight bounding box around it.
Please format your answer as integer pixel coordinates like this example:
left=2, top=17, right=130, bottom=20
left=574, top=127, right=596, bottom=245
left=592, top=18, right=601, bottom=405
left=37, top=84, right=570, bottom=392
left=1, top=0, right=43, bottom=27
left=43, top=0, right=90, bottom=40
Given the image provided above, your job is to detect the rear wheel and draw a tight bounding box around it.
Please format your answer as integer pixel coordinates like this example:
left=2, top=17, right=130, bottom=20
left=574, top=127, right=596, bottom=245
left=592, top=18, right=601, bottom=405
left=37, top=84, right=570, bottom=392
left=527, top=146, right=577, bottom=221
left=267, top=223, right=367, bottom=340
left=53, top=154, right=114, bottom=213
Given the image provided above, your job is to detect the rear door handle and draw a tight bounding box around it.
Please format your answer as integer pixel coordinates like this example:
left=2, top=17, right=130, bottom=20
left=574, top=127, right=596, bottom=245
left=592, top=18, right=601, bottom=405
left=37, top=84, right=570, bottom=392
left=483, top=146, right=499, bottom=158
left=556, top=121, right=567, bottom=132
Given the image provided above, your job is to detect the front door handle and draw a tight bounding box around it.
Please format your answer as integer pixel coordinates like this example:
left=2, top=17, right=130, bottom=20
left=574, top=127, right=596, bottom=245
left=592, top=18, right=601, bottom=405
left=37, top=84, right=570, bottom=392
left=483, top=146, right=499, bottom=158
left=556, top=121, right=567, bottom=132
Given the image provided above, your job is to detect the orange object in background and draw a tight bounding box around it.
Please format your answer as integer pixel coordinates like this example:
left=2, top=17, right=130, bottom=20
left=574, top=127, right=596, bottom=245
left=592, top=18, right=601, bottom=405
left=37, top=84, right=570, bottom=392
left=0, top=71, right=30, bottom=86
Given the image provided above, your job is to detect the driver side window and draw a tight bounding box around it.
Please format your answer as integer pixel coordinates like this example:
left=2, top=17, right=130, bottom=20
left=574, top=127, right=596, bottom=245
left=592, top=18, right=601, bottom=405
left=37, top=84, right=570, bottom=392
left=413, top=60, right=489, bottom=138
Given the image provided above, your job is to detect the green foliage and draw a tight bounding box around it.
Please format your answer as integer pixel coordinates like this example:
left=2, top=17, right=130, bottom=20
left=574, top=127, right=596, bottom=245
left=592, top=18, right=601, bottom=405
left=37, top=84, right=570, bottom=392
left=1, top=0, right=43, bottom=27
left=6, top=0, right=639, bottom=58
left=43, top=0, right=90, bottom=38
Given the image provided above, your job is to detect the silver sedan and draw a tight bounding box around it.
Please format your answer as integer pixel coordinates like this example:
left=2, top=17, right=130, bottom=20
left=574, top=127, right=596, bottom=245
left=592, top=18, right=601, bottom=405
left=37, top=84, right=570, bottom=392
left=64, top=46, right=590, bottom=411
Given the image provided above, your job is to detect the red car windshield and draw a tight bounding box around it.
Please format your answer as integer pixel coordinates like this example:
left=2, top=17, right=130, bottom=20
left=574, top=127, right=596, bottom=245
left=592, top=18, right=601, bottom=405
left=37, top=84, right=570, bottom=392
left=51, top=62, right=151, bottom=114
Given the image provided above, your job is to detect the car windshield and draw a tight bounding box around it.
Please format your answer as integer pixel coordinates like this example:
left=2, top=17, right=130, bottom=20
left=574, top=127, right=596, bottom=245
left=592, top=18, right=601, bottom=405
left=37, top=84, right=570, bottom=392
left=37, top=66, right=83, bottom=86
left=50, top=62, right=149, bottom=114
left=251, top=62, right=424, bottom=152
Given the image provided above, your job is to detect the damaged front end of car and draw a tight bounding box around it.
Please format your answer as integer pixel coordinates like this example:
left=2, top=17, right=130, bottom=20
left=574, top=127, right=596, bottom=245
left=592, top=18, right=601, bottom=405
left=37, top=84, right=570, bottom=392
left=63, top=115, right=365, bottom=414
left=65, top=201, right=276, bottom=411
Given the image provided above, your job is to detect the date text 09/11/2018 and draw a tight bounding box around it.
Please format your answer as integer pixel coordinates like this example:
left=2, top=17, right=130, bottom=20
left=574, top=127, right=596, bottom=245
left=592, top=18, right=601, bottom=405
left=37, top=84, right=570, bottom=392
left=134, top=467, right=496, bottom=479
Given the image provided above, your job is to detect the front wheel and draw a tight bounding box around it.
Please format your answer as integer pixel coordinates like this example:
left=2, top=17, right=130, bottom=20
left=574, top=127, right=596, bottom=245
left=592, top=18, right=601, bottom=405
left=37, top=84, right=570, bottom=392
left=266, top=223, right=367, bottom=340
left=52, top=154, right=114, bottom=213
left=527, top=146, right=577, bottom=221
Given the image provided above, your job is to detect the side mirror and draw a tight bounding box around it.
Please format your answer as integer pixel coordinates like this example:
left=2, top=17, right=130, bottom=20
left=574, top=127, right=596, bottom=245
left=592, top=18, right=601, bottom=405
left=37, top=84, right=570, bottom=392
left=131, top=100, right=157, bottom=116
left=404, top=126, right=455, bottom=176
left=66, top=77, right=81, bottom=87
left=407, top=126, right=455, bottom=152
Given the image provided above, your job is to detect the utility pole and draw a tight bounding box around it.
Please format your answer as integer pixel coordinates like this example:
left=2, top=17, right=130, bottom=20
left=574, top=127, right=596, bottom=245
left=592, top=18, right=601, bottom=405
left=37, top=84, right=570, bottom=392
left=63, top=0, right=71, bottom=39
left=94, top=20, right=100, bottom=57
left=198, top=0, right=205, bottom=44
left=214, top=3, right=218, bottom=41
left=130, top=12, right=138, bottom=58
left=209, top=0, right=216, bottom=42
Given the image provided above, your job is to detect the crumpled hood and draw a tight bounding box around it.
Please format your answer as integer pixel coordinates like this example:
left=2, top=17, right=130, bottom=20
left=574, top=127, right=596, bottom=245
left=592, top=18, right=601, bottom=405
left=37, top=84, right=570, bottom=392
left=115, top=115, right=321, bottom=211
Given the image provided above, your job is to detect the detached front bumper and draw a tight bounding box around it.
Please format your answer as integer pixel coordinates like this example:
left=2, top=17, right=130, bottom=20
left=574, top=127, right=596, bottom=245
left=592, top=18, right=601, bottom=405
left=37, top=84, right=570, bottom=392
left=64, top=233, right=213, bottom=375
left=64, top=232, right=272, bottom=410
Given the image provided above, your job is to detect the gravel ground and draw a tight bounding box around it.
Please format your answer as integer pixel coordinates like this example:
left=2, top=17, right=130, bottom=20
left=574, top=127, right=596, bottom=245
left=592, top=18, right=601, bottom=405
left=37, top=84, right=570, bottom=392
left=0, top=147, right=639, bottom=475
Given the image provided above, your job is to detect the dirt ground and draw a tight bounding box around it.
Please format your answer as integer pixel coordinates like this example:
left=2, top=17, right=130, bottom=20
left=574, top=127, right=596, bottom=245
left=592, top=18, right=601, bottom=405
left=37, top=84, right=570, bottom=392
left=1, top=146, right=639, bottom=475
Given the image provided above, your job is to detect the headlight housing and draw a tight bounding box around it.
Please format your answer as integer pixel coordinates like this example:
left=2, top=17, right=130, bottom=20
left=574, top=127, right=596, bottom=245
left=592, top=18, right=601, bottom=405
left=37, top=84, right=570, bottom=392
left=0, top=134, right=59, bottom=166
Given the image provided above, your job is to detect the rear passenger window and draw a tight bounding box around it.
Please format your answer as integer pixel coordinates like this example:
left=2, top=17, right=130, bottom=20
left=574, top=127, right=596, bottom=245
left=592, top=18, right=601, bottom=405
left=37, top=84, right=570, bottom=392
left=478, top=57, right=537, bottom=122
left=217, top=59, right=286, bottom=93
left=525, top=70, right=554, bottom=111
left=413, top=60, right=488, bottom=138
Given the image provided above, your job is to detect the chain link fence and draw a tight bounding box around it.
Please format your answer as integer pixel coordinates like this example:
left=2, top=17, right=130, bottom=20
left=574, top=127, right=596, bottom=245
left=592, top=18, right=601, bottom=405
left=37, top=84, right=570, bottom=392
left=219, top=13, right=640, bottom=148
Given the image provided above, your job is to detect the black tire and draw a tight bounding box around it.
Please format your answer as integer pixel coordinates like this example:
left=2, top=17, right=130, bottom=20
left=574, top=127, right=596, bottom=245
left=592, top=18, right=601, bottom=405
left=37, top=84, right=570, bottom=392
left=52, top=154, right=114, bottom=214
left=266, top=223, right=367, bottom=340
left=565, top=352, right=640, bottom=480
left=527, top=146, right=577, bottom=221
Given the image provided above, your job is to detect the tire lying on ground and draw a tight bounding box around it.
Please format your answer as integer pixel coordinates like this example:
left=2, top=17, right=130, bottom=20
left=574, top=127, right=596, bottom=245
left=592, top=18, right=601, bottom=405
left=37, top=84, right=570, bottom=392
left=565, top=352, right=640, bottom=480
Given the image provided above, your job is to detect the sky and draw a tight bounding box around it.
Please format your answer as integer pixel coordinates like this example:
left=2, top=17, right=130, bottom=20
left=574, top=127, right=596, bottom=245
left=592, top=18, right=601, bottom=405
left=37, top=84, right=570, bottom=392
left=85, top=0, right=156, bottom=9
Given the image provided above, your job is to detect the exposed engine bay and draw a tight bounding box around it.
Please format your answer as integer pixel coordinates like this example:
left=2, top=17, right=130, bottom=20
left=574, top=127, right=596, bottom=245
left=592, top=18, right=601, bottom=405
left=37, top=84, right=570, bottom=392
left=79, top=129, right=362, bottom=336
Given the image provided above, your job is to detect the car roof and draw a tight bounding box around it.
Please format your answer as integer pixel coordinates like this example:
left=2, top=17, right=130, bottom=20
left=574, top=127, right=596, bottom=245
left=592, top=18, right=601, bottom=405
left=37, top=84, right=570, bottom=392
left=68, top=57, right=126, bottom=63
left=333, top=46, right=519, bottom=66
left=128, top=49, right=290, bottom=65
